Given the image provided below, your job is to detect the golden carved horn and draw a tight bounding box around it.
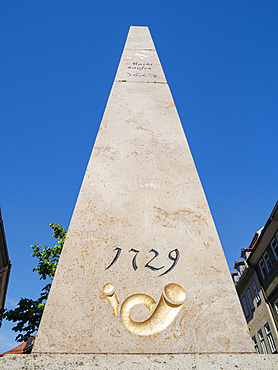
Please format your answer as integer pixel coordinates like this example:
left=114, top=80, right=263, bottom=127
left=120, top=283, right=186, bottom=336
left=103, top=283, right=119, bottom=316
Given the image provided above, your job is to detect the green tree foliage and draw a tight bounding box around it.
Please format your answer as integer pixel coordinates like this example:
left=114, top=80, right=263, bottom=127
left=31, top=223, right=66, bottom=280
left=2, top=223, right=66, bottom=342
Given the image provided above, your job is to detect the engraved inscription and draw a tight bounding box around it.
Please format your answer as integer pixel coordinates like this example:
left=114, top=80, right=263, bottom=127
left=127, top=61, right=152, bottom=70
left=129, top=248, right=140, bottom=271
left=105, top=247, right=180, bottom=277
left=144, top=249, right=164, bottom=271
left=158, top=249, right=180, bottom=277
left=105, top=247, right=121, bottom=270
left=124, top=59, right=158, bottom=79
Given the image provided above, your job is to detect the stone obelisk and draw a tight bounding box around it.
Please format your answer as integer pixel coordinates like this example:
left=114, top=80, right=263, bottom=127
left=34, top=27, right=253, bottom=353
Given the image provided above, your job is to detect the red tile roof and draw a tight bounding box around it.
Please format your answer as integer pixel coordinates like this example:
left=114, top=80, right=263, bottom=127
left=0, top=341, right=26, bottom=356
left=0, top=335, right=36, bottom=356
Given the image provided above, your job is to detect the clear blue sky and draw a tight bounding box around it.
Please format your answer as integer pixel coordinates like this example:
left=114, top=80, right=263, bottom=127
left=0, top=1, right=277, bottom=352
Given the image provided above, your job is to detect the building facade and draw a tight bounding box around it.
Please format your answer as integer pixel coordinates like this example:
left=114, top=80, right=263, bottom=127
left=232, top=201, right=278, bottom=354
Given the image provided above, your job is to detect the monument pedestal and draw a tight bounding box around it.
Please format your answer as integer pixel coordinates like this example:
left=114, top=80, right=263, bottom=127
left=1, top=354, right=277, bottom=369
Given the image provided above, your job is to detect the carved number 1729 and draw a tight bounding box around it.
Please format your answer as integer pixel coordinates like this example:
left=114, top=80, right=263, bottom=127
left=105, top=248, right=180, bottom=277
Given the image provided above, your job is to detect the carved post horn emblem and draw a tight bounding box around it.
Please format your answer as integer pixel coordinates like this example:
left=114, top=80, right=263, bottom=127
left=103, top=283, right=186, bottom=336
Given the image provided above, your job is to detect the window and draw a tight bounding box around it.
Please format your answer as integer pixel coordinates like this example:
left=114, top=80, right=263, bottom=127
left=258, top=329, right=268, bottom=354
left=270, top=233, right=278, bottom=261
left=263, top=251, right=273, bottom=272
left=246, top=288, right=255, bottom=310
left=264, top=322, right=277, bottom=353
left=251, top=280, right=261, bottom=303
left=252, top=335, right=260, bottom=354
left=259, top=259, right=267, bottom=279
left=259, top=252, right=273, bottom=278
left=242, top=296, right=249, bottom=318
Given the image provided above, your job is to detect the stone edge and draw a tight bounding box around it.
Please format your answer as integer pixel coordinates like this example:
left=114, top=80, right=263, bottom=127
left=1, top=354, right=277, bottom=369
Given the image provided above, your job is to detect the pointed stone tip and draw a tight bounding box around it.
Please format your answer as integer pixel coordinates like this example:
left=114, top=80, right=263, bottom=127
left=129, top=25, right=149, bottom=30
left=115, top=26, right=166, bottom=84
left=125, top=26, right=155, bottom=50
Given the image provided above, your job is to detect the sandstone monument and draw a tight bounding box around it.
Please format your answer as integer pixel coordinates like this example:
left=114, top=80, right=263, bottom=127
left=33, top=26, right=253, bottom=354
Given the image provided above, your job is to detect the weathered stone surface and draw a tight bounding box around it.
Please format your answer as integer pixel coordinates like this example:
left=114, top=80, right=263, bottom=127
left=33, top=26, right=254, bottom=353
left=1, top=354, right=277, bottom=370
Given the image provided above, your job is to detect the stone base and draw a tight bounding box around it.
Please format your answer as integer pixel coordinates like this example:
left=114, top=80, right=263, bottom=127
left=0, top=354, right=277, bottom=369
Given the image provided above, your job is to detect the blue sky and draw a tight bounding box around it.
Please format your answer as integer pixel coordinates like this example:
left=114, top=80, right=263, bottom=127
left=0, top=1, right=277, bottom=352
